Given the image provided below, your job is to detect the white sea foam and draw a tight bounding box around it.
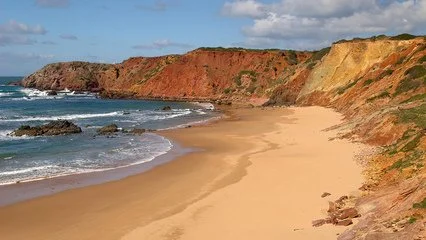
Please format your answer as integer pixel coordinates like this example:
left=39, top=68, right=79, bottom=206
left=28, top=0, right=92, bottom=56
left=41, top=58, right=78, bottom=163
left=0, top=165, right=56, bottom=176
left=0, top=92, right=13, bottom=97
left=0, top=133, right=173, bottom=185
left=192, top=102, right=215, bottom=110
left=1, top=112, right=121, bottom=122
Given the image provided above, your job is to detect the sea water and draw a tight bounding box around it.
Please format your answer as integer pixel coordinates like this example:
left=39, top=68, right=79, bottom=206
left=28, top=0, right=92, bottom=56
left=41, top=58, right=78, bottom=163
left=0, top=77, right=219, bottom=185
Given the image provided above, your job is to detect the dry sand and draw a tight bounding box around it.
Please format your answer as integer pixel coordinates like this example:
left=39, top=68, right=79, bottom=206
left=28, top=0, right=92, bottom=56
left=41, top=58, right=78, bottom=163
left=0, top=106, right=368, bottom=240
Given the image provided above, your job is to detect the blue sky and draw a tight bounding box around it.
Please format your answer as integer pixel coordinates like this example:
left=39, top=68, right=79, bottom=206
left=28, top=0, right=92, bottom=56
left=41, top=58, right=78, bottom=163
left=1, top=0, right=425, bottom=75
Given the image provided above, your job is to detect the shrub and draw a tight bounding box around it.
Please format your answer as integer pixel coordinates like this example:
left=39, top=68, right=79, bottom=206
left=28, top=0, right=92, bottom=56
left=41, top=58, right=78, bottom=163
left=413, top=198, right=426, bottom=209
left=401, top=93, right=426, bottom=104
left=309, top=47, right=331, bottom=62
left=337, top=79, right=359, bottom=94
left=397, top=103, right=426, bottom=129
left=418, top=55, right=426, bottom=64
left=367, top=91, right=391, bottom=102
left=364, top=79, right=374, bottom=86
left=223, top=88, right=232, bottom=94
left=405, top=65, right=426, bottom=79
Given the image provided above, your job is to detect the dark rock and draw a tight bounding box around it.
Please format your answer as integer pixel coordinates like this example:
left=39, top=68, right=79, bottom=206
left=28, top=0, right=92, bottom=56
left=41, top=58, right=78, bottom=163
left=130, top=128, right=146, bottom=135
left=123, top=111, right=131, bottom=115
left=336, top=219, right=353, bottom=226
left=97, top=124, right=118, bottom=134
left=338, top=208, right=360, bottom=220
left=328, top=201, right=338, bottom=213
left=47, top=90, right=57, bottom=96
left=12, top=120, right=82, bottom=137
left=336, top=196, right=349, bottom=205
left=162, top=106, right=172, bottom=111
left=312, top=219, right=326, bottom=227
left=321, top=192, right=331, bottom=198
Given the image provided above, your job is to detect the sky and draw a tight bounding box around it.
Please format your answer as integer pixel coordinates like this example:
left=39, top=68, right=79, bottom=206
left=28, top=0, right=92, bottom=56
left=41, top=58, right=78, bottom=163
left=1, top=0, right=426, bottom=76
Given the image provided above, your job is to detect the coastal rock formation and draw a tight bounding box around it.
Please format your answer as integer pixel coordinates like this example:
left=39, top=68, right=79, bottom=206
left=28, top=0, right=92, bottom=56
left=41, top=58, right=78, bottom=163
left=19, top=34, right=426, bottom=239
left=12, top=120, right=82, bottom=136
left=97, top=124, right=119, bottom=134
left=129, top=128, right=146, bottom=135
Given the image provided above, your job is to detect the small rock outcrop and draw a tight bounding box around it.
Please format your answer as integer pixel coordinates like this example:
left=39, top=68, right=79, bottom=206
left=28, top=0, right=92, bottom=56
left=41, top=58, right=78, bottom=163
left=312, top=196, right=360, bottom=228
left=129, top=128, right=146, bottom=135
left=162, top=106, right=172, bottom=111
left=97, top=124, right=119, bottom=134
left=12, top=120, right=82, bottom=136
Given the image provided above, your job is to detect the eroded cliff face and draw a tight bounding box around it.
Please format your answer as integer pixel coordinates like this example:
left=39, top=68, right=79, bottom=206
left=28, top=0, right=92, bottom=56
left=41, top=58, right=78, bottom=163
left=21, top=37, right=426, bottom=239
left=22, top=48, right=311, bottom=103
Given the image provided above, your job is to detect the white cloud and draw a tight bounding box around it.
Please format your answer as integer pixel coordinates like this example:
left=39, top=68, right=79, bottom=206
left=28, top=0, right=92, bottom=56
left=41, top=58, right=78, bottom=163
left=223, top=0, right=426, bottom=49
left=0, top=35, right=37, bottom=46
left=35, top=0, right=69, bottom=8
left=0, top=20, right=46, bottom=35
left=133, top=39, right=192, bottom=49
left=222, top=0, right=266, bottom=18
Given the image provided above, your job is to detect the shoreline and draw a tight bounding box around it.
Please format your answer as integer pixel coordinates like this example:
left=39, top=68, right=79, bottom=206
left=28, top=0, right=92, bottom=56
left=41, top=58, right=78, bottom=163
left=0, top=106, right=371, bottom=240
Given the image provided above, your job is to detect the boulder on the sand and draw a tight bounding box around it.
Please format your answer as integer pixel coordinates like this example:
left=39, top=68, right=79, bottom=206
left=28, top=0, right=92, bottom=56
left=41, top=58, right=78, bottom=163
left=336, top=219, right=353, bottom=226
left=312, top=219, right=326, bottom=227
left=337, top=208, right=360, bottom=220
left=97, top=124, right=118, bottom=134
left=130, top=128, right=146, bottom=135
left=12, top=120, right=82, bottom=137
left=47, top=90, right=57, bottom=96
left=321, top=192, right=331, bottom=198
left=162, top=106, right=172, bottom=111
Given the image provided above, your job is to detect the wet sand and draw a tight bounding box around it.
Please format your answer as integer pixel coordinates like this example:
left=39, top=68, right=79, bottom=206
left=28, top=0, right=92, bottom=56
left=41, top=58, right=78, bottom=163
left=0, top=106, right=368, bottom=240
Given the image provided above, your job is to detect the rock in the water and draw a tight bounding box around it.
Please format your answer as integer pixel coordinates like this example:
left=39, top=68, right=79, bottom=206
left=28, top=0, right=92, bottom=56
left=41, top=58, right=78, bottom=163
left=12, top=120, right=82, bottom=137
left=47, top=90, right=57, bottom=96
left=130, top=128, right=146, bottom=135
left=321, top=192, right=331, bottom=198
left=98, top=124, right=118, bottom=134
left=162, top=106, right=172, bottom=111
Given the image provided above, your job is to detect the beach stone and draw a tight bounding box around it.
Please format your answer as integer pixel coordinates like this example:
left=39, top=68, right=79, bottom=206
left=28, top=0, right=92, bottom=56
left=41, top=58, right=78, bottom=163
left=12, top=120, right=82, bottom=137
left=98, top=124, right=118, bottom=134
left=312, top=219, right=326, bottom=227
left=321, top=192, right=331, bottom=198
left=338, top=208, right=360, bottom=220
left=336, top=219, right=353, bottom=226
left=162, top=106, right=172, bottom=111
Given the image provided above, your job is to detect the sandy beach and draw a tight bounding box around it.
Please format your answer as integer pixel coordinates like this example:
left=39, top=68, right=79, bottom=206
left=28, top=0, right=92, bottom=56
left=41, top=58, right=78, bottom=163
left=0, top=106, right=368, bottom=240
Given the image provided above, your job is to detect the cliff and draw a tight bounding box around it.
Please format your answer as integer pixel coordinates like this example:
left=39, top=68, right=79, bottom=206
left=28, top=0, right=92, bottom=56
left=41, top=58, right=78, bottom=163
left=22, top=48, right=311, bottom=103
left=21, top=35, right=426, bottom=239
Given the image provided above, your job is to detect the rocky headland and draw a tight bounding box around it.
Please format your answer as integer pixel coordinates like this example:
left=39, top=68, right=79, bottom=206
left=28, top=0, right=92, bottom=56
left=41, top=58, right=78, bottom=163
left=19, top=34, right=426, bottom=239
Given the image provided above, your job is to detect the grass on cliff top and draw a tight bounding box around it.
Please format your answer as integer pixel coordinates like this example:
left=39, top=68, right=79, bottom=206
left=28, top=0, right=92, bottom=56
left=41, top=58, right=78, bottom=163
left=413, top=198, right=426, bottom=209
left=390, top=34, right=418, bottom=40
left=197, top=47, right=281, bottom=52
left=397, top=103, right=426, bottom=129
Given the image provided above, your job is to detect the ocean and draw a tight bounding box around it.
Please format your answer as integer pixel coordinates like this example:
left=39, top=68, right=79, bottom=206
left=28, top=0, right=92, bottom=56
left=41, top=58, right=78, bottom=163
left=0, top=77, right=219, bottom=185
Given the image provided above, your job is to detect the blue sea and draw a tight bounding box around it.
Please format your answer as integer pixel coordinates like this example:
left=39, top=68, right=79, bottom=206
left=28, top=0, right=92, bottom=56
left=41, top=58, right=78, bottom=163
left=0, top=77, right=219, bottom=185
